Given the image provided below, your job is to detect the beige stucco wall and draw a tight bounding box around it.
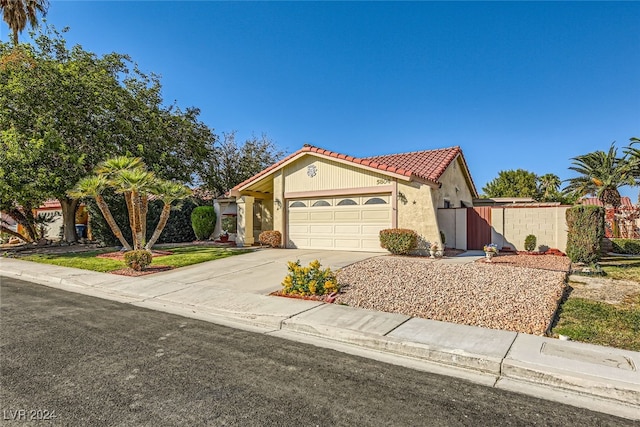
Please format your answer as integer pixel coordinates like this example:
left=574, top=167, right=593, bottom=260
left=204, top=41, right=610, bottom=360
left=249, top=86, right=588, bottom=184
left=283, top=156, right=389, bottom=192
left=435, top=158, right=474, bottom=208
left=436, top=208, right=467, bottom=249
left=397, top=181, right=440, bottom=252
left=272, top=170, right=285, bottom=236
left=491, top=206, right=569, bottom=251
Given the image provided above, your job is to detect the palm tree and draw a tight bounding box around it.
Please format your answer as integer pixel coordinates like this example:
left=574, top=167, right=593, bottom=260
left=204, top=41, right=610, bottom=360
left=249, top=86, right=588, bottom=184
left=564, top=143, right=635, bottom=209
left=537, top=173, right=561, bottom=202
left=624, top=137, right=640, bottom=204
left=96, top=156, right=146, bottom=245
left=1, top=0, right=49, bottom=45
left=144, top=180, right=191, bottom=250
left=67, top=175, right=133, bottom=251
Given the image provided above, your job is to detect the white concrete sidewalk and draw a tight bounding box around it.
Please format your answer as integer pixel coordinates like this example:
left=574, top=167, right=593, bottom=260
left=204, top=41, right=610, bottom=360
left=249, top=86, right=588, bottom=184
left=1, top=252, right=638, bottom=421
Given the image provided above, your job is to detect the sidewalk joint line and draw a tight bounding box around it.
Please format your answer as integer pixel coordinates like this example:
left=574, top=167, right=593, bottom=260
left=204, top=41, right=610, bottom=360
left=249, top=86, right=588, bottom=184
left=382, top=316, right=412, bottom=337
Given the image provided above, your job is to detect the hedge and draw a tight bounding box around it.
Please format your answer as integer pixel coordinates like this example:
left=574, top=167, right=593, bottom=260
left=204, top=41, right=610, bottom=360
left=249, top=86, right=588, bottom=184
left=566, top=205, right=604, bottom=264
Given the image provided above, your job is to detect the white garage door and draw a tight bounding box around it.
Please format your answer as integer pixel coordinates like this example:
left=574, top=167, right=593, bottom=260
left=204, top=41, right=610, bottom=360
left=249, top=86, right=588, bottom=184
left=287, top=194, right=392, bottom=252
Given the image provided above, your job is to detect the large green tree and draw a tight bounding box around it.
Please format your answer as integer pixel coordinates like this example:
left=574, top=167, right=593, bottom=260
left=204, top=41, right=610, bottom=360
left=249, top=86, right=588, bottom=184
left=0, top=26, right=216, bottom=242
left=0, top=0, right=48, bottom=44
left=564, top=143, right=636, bottom=209
left=204, top=130, right=284, bottom=196
left=482, top=169, right=540, bottom=199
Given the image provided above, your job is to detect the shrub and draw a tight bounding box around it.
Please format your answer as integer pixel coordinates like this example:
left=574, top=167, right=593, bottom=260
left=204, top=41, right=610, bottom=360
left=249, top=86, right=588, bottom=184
left=259, top=230, right=282, bottom=248
left=524, top=234, right=537, bottom=252
left=566, top=205, right=605, bottom=264
left=191, top=206, right=217, bottom=240
left=379, top=228, right=418, bottom=255
left=440, top=230, right=446, bottom=247
left=281, top=259, right=338, bottom=296
left=124, top=250, right=152, bottom=271
left=611, top=239, right=640, bottom=255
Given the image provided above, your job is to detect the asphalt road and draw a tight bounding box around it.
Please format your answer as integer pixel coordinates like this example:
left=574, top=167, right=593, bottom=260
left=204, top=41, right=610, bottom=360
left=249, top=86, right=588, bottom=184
left=0, top=277, right=635, bottom=427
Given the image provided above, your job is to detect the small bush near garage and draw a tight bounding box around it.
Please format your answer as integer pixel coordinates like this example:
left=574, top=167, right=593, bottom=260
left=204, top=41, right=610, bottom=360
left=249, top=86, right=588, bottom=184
left=191, top=206, right=216, bottom=240
left=566, top=205, right=604, bottom=264
left=611, top=239, right=640, bottom=255
left=259, top=230, right=282, bottom=248
left=281, top=260, right=338, bottom=296
left=524, top=234, right=537, bottom=252
left=379, top=228, right=418, bottom=255
left=124, top=250, right=152, bottom=271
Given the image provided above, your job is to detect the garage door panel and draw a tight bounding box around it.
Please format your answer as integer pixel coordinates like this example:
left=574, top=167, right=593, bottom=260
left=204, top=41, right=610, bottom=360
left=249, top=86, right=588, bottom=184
left=334, top=211, right=360, bottom=220
left=309, top=211, right=334, bottom=221
left=334, top=224, right=361, bottom=234
left=309, top=224, right=333, bottom=234
left=335, top=239, right=361, bottom=249
left=362, top=210, right=391, bottom=220
left=288, top=224, right=310, bottom=234
left=361, top=224, right=385, bottom=235
left=309, top=238, right=334, bottom=248
left=288, top=211, right=310, bottom=221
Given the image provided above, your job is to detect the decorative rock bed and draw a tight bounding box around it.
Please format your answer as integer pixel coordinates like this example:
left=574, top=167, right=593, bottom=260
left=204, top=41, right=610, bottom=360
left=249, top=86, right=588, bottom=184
left=336, top=254, right=570, bottom=335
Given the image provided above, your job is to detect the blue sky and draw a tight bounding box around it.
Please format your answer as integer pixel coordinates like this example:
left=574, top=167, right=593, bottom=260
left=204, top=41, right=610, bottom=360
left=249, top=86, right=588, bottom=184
left=3, top=1, right=639, bottom=198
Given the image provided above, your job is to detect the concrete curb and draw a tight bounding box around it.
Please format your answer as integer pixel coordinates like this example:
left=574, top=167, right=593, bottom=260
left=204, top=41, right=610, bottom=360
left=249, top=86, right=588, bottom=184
left=1, top=258, right=639, bottom=420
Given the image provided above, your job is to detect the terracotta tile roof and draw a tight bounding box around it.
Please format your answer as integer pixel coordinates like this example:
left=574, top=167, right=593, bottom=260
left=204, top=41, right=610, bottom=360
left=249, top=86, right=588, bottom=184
left=580, top=196, right=633, bottom=207
left=233, top=144, right=475, bottom=193
left=364, top=146, right=462, bottom=183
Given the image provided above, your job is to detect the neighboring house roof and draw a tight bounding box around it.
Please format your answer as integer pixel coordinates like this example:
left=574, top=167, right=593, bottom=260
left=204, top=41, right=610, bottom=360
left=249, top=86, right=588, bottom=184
left=36, top=199, right=62, bottom=210
left=580, top=197, right=634, bottom=207
left=233, top=144, right=478, bottom=196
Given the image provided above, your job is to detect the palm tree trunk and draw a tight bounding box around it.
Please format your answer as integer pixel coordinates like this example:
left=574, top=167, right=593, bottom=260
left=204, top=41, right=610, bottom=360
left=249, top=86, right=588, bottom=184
left=96, top=195, right=132, bottom=250
left=140, top=194, right=148, bottom=244
left=124, top=191, right=136, bottom=242
left=145, top=203, right=171, bottom=250
left=131, top=190, right=144, bottom=250
left=0, top=225, right=27, bottom=242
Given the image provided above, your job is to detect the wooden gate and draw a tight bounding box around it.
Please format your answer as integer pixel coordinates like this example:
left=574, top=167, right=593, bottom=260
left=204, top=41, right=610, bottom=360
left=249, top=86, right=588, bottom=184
left=467, top=207, right=492, bottom=250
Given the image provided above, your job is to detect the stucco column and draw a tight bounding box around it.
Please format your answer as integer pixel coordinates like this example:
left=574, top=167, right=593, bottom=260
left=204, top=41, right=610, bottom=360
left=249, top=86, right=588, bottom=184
left=236, top=196, right=255, bottom=247
left=213, top=199, right=222, bottom=238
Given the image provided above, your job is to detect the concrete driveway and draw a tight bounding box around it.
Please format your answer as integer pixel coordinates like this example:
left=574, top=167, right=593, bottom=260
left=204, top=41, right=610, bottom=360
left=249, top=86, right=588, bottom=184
left=150, top=248, right=383, bottom=295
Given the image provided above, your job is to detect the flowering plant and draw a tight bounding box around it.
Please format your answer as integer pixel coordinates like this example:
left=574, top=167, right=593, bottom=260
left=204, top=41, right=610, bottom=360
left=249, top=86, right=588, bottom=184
left=484, top=243, right=498, bottom=253
left=430, top=241, right=439, bottom=251
left=220, top=230, right=229, bottom=237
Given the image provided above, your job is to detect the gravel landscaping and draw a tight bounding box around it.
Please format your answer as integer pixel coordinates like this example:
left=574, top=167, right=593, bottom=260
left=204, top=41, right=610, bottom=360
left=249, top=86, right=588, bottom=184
left=336, top=254, right=570, bottom=335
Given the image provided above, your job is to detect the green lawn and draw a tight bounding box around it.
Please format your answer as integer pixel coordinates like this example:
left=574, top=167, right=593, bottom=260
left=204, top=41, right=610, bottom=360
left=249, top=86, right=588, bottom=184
left=553, top=295, right=640, bottom=351
left=20, top=246, right=251, bottom=273
left=599, top=256, right=640, bottom=282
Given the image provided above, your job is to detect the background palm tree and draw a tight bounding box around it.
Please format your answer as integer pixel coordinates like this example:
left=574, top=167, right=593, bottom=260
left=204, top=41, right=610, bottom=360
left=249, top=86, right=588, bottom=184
left=537, top=173, right=561, bottom=202
left=1, top=0, right=49, bottom=45
left=564, top=143, right=635, bottom=209
left=623, top=137, right=640, bottom=204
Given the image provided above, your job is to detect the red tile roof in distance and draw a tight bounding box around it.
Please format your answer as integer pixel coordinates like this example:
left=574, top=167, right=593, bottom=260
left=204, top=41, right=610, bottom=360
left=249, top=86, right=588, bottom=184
left=233, top=144, right=472, bottom=192
left=580, top=197, right=633, bottom=207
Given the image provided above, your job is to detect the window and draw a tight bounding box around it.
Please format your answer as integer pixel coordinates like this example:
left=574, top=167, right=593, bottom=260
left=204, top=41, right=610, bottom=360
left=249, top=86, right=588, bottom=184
left=444, top=200, right=451, bottom=209
left=364, top=197, right=387, bottom=205
left=337, top=199, right=357, bottom=206
left=312, top=200, right=331, bottom=207
left=290, top=201, right=306, bottom=208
